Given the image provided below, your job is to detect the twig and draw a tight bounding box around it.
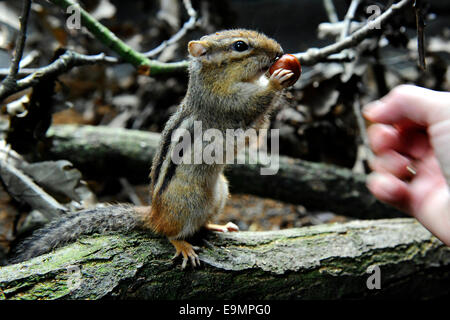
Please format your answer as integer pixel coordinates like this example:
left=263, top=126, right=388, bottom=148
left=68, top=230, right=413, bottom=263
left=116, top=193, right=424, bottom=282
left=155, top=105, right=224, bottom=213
left=352, top=96, right=374, bottom=173
left=0, top=51, right=116, bottom=102
left=144, top=0, right=198, bottom=58
left=0, top=0, right=32, bottom=97
left=19, top=50, right=40, bottom=69
left=296, top=0, right=414, bottom=66
left=119, top=177, right=143, bottom=206
left=337, top=0, right=361, bottom=80
left=322, top=0, right=339, bottom=23
left=322, top=51, right=356, bottom=63
left=339, top=0, right=361, bottom=41
left=339, top=0, right=370, bottom=173
left=414, top=0, right=426, bottom=70
left=0, top=143, right=67, bottom=220
left=0, top=68, right=36, bottom=78
left=7, top=0, right=32, bottom=80
left=318, top=21, right=363, bottom=39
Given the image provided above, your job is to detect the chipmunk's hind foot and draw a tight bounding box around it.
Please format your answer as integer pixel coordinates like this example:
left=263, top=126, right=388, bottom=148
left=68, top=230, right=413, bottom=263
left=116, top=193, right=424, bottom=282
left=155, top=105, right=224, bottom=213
left=206, top=222, right=239, bottom=233
left=170, top=240, right=200, bottom=269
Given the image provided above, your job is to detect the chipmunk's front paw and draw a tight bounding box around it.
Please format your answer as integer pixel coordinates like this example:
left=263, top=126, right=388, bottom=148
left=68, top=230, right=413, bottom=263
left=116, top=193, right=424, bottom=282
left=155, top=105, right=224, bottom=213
left=269, top=68, right=295, bottom=89
left=170, top=240, right=200, bottom=269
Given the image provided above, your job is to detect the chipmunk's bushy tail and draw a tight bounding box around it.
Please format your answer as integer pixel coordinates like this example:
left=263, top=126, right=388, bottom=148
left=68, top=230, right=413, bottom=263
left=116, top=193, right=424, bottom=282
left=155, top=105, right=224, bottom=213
left=11, top=205, right=144, bottom=264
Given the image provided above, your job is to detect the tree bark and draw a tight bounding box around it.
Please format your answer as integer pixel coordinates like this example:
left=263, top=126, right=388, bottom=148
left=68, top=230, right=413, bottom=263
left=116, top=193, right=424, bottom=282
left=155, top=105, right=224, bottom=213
left=0, top=218, right=449, bottom=300
left=43, top=124, right=403, bottom=219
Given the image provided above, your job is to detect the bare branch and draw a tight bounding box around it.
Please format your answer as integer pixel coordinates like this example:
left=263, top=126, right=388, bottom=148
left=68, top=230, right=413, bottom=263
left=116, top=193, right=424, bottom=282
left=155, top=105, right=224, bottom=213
left=339, top=0, right=361, bottom=41
left=0, top=51, right=117, bottom=102
left=322, top=0, right=339, bottom=23
left=118, top=177, right=143, bottom=206
left=318, top=21, right=363, bottom=39
left=0, top=143, right=67, bottom=220
left=7, top=0, right=32, bottom=79
left=296, top=0, right=414, bottom=66
left=0, top=0, right=32, bottom=95
left=351, top=96, right=374, bottom=173
left=414, top=0, right=426, bottom=70
left=144, top=0, right=198, bottom=58
left=0, top=68, right=36, bottom=78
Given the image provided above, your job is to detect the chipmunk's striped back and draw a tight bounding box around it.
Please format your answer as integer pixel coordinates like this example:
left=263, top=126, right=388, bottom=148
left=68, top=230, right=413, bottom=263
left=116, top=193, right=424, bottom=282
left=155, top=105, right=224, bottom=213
left=149, top=108, right=193, bottom=199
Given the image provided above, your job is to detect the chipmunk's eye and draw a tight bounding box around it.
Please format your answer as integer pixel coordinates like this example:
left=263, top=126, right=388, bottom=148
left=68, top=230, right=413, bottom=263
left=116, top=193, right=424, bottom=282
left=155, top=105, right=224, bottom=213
left=232, top=40, right=249, bottom=52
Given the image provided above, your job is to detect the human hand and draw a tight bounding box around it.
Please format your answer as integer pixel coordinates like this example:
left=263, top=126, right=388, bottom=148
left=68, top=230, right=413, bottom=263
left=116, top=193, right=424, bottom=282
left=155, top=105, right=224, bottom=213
left=363, top=85, right=450, bottom=245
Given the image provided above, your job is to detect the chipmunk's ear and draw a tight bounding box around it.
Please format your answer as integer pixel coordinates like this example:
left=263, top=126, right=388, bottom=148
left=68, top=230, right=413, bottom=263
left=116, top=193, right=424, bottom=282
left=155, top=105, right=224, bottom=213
left=188, top=41, right=208, bottom=57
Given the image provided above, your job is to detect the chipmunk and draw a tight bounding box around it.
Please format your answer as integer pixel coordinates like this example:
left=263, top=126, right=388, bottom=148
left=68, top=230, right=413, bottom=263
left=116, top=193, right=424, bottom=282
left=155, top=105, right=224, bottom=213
left=12, top=29, right=295, bottom=268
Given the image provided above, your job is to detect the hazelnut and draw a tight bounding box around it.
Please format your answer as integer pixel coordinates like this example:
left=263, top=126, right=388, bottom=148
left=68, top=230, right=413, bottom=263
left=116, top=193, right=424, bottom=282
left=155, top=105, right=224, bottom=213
left=269, top=54, right=301, bottom=86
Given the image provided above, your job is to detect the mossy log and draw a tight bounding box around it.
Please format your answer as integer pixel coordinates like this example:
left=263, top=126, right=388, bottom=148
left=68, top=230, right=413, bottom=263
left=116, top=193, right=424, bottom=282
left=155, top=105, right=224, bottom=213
left=43, top=124, right=402, bottom=219
left=0, top=218, right=449, bottom=300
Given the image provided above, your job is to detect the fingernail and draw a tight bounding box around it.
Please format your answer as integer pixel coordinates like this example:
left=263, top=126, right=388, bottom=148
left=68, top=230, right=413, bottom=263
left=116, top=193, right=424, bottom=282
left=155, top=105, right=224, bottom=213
left=362, top=100, right=384, bottom=120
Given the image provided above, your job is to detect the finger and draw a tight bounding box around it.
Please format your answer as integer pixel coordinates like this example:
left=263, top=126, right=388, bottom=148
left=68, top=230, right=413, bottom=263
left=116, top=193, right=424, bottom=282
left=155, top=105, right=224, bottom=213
left=363, top=85, right=450, bottom=126
left=369, top=150, right=414, bottom=179
left=396, top=127, right=431, bottom=159
left=366, top=172, right=410, bottom=211
left=367, top=124, right=402, bottom=154
left=367, top=124, right=431, bottom=159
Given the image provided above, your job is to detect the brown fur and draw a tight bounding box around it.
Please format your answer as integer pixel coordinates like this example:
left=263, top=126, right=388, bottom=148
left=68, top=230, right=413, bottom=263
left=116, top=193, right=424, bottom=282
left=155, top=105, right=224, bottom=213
left=147, top=203, right=182, bottom=237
